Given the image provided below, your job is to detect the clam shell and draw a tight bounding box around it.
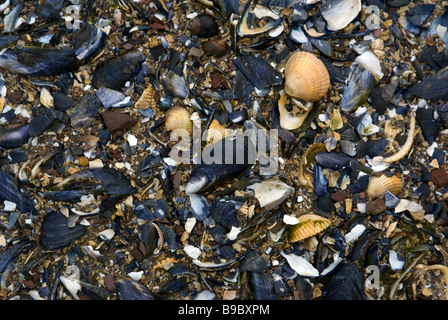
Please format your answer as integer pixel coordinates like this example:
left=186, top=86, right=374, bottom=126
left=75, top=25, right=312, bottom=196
left=366, top=174, right=404, bottom=199
left=287, top=214, right=331, bottom=243
left=165, top=106, right=192, bottom=134
left=284, top=51, right=330, bottom=102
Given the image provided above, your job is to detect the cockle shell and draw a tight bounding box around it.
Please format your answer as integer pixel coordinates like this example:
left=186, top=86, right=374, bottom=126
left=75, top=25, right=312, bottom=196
left=284, top=51, right=330, bottom=102
left=135, top=85, right=157, bottom=110
left=287, top=213, right=331, bottom=243
left=165, top=106, right=192, bottom=134
left=366, top=174, right=404, bottom=199
left=206, top=119, right=228, bottom=144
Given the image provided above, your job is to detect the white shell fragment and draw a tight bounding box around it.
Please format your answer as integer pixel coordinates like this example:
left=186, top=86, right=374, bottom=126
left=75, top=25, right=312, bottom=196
left=226, top=226, right=241, bottom=241
left=283, top=214, right=300, bottom=225
left=389, top=250, right=405, bottom=271
left=280, top=251, right=319, bottom=277
left=320, top=0, right=361, bottom=31
left=3, top=200, right=16, bottom=212
left=97, top=229, right=115, bottom=241
left=40, top=88, right=54, bottom=108
left=247, top=179, right=293, bottom=211
left=345, top=224, right=366, bottom=243
left=183, top=244, right=201, bottom=259
left=355, top=51, right=384, bottom=81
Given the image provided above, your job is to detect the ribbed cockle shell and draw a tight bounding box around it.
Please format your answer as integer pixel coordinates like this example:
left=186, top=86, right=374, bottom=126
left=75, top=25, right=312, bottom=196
left=284, top=51, right=330, bottom=102
left=165, top=106, right=192, bottom=134
left=366, top=174, right=403, bottom=199
left=287, top=214, right=331, bottom=243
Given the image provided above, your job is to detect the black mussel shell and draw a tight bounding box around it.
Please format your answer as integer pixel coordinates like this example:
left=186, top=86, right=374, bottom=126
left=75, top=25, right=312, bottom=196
left=73, top=22, right=107, bottom=61
left=0, top=124, right=30, bottom=149
left=91, top=51, right=146, bottom=91
left=115, top=278, right=155, bottom=300
left=73, top=168, right=137, bottom=195
left=341, top=64, right=377, bottom=112
left=185, top=134, right=255, bottom=194
left=139, top=223, right=159, bottom=257
left=69, top=92, right=102, bottom=128
left=0, top=47, right=79, bottom=77
left=323, top=262, right=367, bottom=300
left=233, top=55, right=283, bottom=89
left=250, top=272, right=277, bottom=300
left=409, top=68, right=448, bottom=101
left=416, top=107, right=440, bottom=144
left=0, top=170, right=37, bottom=214
left=315, top=152, right=352, bottom=171
left=407, top=4, right=435, bottom=27
left=0, top=241, right=36, bottom=274
left=39, top=211, right=87, bottom=250
left=314, top=164, right=328, bottom=196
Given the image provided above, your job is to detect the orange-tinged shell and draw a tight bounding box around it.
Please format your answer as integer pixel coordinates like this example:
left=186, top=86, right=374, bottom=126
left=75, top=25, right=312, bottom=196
left=287, top=214, right=331, bottom=243
left=135, top=85, right=157, bottom=110
left=284, top=51, right=330, bottom=102
left=366, top=174, right=403, bottom=199
left=206, top=119, right=227, bottom=144
left=165, top=106, right=192, bottom=134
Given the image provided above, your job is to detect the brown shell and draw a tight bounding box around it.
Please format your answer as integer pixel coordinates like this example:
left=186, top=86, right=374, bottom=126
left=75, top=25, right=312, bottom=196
left=287, top=214, right=331, bottom=243
left=203, top=39, right=228, bottom=58
left=366, top=174, right=404, bottom=199
left=189, top=14, right=219, bottom=38
left=284, top=51, right=330, bottom=102
left=134, top=85, right=157, bottom=110
left=165, top=106, right=192, bottom=134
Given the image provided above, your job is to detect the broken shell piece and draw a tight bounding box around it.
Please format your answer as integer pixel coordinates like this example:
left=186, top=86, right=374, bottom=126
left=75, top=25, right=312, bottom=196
left=237, top=0, right=282, bottom=37
left=205, top=119, right=228, bottom=144
left=280, top=251, right=319, bottom=277
left=394, top=199, right=423, bottom=214
left=320, top=0, right=362, bottom=31
left=135, top=85, right=157, bottom=110
left=247, top=179, right=293, bottom=211
left=354, top=51, right=384, bottom=82
left=165, top=106, right=192, bottom=134
left=183, top=244, right=201, bottom=259
left=412, top=264, right=448, bottom=300
left=284, top=51, right=330, bottom=102
left=366, top=174, right=403, bottom=200
left=278, top=92, right=311, bottom=131
left=382, top=113, right=416, bottom=163
left=40, top=88, right=54, bottom=108
left=287, top=214, right=331, bottom=243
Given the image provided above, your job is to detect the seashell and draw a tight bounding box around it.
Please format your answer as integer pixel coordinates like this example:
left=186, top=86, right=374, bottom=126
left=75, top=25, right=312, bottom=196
left=278, top=92, right=311, bottom=131
left=247, top=179, right=293, bottom=211
left=202, top=39, right=228, bottom=58
left=165, top=106, right=192, bottom=134
left=237, top=0, right=282, bottom=37
left=206, top=119, right=228, bottom=144
left=320, top=0, right=362, bottom=31
left=40, top=88, right=54, bottom=108
left=366, top=174, right=404, bottom=200
left=189, top=14, right=219, bottom=38
left=287, top=214, right=331, bottom=243
left=280, top=251, right=320, bottom=277
left=323, top=262, right=366, bottom=300
left=284, top=51, right=330, bottom=102
left=135, top=85, right=157, bottom=110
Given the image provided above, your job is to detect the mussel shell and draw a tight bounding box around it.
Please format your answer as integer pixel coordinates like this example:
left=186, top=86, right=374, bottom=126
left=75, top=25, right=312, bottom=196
left=39, top=211, right=87, bottom=250
left=0, top=241, right=36, bottom=274
left=250, top=272, right=277, bottom=300
left=73, top=22, right=107, bottom=61
left=0, top=170, right=37, bottom=214
left=91, top=51, right=145, bottom=90
left=323, top=262, right=366, bottom=300
left=340, top=64, right=377, bottom=112
left=73, top=168, right=137, bottom=195
left=315, top=152, right=352, bottom=170
left=0, top=47, right=79, bottom=77
left=115, top=278, right=155, bottom=300
left=139, top=223, right=159, bottom=257
left=233, top=55, right=283, bottom=89
left=409, top=68, right=448, bottom=101
left=0, top=124, right=30, bottom=149
left=185, top=134, right=256, bottom=194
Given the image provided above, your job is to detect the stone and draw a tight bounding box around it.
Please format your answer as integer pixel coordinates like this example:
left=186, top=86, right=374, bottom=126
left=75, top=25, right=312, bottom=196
left=431, top=168, right=448, bottom=188
left=101, top=110, right=137, bottom=135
